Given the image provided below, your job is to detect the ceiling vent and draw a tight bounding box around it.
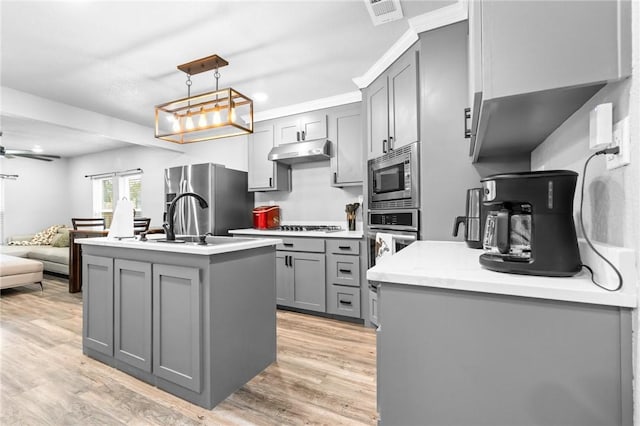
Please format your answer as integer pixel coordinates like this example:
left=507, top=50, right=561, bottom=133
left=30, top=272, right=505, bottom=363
left=364, top=0, right=403, bottom=26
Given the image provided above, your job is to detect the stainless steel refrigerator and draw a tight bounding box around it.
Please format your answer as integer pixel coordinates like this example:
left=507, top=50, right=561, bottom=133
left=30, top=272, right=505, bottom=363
left=164, top=163, right=254, bottom=236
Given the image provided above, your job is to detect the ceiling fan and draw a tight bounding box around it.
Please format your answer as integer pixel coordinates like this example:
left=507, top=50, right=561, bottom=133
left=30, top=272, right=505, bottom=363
left=0, top=131, right=61, bottom=161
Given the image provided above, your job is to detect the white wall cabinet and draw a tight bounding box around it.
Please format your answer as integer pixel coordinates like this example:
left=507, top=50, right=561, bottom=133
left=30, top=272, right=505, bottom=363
left=275, top=112, right=327, bottom=145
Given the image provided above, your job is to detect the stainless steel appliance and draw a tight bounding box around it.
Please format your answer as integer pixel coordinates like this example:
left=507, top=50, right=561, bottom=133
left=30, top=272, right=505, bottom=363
left=368, top=142, right=419, bottom=210
left=480, top=170, right=581, bottom=276
left=267, top=139, right=331, bottom=164
left=452, top=188, right=486, bottom=249
left=164, top=163, right=254, bottom=236
left=366, top=208, right=419, bottom=327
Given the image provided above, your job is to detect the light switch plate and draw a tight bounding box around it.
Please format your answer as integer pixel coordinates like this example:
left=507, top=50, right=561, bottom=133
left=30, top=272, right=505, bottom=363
left=606, top=116, right=630, bottom=170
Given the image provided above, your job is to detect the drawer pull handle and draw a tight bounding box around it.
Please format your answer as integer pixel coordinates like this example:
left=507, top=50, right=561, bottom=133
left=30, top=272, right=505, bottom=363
left=339, top=300, right=352, bottom=305
left=283, top=243, right=294, bottom=247
left=339, top=269, right=352, bottom=274
left=338, top=246, right=350, bottom=250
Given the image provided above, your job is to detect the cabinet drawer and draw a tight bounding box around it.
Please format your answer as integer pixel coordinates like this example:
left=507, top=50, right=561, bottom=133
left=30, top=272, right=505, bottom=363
left=327, top=285, right=361, bottom=318
left=277, top=237, right=325, bottom=253
left=326, top=239, right=360, bottom=255
left=327, top=254, right=360, bottom=287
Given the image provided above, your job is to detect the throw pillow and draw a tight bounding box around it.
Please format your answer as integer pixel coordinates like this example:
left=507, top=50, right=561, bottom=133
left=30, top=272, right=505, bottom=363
left=7, top=224, right=65, bottom=246
left=51, top=232, right=70, bottom=248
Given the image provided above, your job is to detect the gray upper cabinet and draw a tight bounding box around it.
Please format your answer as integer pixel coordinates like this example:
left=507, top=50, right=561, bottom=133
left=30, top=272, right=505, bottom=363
left=366, top=45, right=420, bottom=159
left=330, top=105, right=363, bottom=187
left=469, top=0, right=632, bottom=161
left=275, top=112, right=327, bottom=145
left=248, top=123, right=290, bottom=192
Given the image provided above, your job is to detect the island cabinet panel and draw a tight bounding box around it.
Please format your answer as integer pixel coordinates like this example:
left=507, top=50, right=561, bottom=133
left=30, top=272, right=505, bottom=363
left=114, top=259, right=152, bottom=373
left=82, top=255, right=114, bottom=357
left=377, top=283, right=632, bottom=426
left=153, top=264, right=201, bottom=393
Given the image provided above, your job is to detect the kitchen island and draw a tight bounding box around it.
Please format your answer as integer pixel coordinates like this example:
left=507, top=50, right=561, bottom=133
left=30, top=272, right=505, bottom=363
left=368, top=241, right=635, bottom=426
left=79, top=235, right=280, bottom=409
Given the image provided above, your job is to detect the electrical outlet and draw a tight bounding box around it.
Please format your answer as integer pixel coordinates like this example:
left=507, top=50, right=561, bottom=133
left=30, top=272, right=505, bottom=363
left=606, top=117, right=630, bottom=170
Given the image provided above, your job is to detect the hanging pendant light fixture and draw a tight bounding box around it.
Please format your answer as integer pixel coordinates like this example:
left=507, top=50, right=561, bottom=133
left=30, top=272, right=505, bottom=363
left=155, top=54, right=253, bottom=144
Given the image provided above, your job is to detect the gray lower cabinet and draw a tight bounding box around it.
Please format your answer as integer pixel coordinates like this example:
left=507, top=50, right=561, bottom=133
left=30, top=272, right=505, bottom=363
left=83, top=254, right=114, bottom=356
left=377, top=283, right=633, bottom=426
left=326, top=239, right=361, bottom=318
left=277, top=250, right=326, bottom=313
left=114, top=259, right=152, bottom=373
left=153, top=264, right=201, bottom=393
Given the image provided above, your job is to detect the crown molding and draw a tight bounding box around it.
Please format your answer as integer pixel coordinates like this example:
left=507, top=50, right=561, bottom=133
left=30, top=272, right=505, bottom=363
left=254, top=91, right=362, bottom=122
left=352, top=0, right=468, bottom=89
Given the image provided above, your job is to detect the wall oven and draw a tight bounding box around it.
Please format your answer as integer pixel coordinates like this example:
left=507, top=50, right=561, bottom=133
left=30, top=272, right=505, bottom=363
left=367, top=208, right=419, bottom=327
left=368, top=142, right=419, bottom=210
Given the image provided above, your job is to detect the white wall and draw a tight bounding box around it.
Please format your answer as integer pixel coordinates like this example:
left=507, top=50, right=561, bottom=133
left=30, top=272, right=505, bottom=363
left=67, top=135, right=249, bottom=227
left=531, top=1, right=639, bottom=419
left=1, top=156, right=71, bottom=239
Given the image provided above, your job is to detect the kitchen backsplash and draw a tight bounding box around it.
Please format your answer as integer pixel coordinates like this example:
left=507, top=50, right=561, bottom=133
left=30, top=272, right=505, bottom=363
left=254, top=161, right=362, bottom=228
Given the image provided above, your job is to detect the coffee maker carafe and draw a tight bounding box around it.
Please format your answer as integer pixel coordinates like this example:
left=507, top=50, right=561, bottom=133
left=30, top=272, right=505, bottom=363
left=479, top=170, right=581, bottom=277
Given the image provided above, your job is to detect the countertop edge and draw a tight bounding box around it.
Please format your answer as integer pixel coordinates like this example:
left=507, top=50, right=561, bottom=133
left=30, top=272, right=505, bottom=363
left=229, top=228, right=363, bottom=239
left=78, top=236, right=282, bottom=255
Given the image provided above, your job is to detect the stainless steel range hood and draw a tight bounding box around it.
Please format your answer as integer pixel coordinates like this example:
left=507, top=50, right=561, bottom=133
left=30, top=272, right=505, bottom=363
left=267, top=139, right=331, bottom=164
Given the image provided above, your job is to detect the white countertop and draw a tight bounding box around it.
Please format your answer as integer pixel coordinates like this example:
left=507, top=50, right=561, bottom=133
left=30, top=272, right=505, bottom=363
left=229, top=228, right=363, bottom=239
left=367, top=241, right=636, bottom=308
left=79, top=235, right=282, bottom=256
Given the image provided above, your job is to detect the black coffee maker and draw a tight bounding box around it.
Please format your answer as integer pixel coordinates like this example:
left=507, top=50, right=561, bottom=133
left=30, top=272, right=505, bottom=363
left=479, top=170, right=581, bottom=277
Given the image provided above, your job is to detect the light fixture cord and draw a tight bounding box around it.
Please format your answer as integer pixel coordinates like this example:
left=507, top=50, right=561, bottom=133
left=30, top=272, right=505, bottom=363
left=186, top=74, right=192, bottom=109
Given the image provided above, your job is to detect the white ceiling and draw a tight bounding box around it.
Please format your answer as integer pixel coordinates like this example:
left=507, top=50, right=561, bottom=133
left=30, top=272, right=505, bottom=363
left=0, top=0, right=454, bottom=158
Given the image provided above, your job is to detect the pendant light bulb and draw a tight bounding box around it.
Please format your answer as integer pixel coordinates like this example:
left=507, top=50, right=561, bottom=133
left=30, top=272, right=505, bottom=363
left=230, top=103, right=237, bottom=123
left=185, top=114, right=195, bottom=131
left=172, top=115, right=181, bottom=133
left=198, top=108, right=207, bottom=128
left=213, top=108, right=222, bottom=126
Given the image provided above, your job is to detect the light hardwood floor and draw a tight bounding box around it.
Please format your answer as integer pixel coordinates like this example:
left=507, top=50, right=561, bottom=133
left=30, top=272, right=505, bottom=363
left=0, top=275, right=377, bottom=425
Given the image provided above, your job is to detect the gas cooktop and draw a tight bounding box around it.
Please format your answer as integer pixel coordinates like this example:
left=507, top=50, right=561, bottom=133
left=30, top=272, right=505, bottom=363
left=278, top=225, right=343, bottom=232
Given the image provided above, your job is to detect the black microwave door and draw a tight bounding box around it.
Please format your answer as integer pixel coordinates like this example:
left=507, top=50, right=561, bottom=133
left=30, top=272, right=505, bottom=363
left=373, top=163, right=405, bottom=195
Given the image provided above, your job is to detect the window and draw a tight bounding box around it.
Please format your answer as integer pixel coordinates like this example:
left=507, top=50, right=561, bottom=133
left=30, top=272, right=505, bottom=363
left=92, top=172, right=142, bottom=227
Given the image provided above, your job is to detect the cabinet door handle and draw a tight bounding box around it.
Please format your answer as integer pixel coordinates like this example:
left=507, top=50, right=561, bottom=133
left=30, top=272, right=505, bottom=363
left=464, top=107, right=472, bottom=139
left=389, top=136, right=393, bottom=151
left=339, top=268, right=352, bottom=274
left=301, top=130, right=306, bottom=140
left=339, top=300, right=352, bottom=306
left=283, top=243, right=294, bottom=247
left=296, top=131, right=300, bottom=141
left=284, top=255, right=288, bottom=267
left=288, top=255, right=293, bottom=267
left=338, top=245, right=350, bottom=250
left=382, top=139, right=388, bottom=153
left=333, top=172, right=337, bottom=184
left=269, top=177, right=273, bottom=188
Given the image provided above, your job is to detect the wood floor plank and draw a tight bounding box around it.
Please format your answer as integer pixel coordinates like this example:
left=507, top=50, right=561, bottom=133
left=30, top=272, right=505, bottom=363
left=0, top=275, right=377, bottom=425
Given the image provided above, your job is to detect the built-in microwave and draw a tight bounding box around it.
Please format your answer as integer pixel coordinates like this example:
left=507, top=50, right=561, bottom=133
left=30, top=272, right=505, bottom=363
left=368, top=142, right=419, bottom=210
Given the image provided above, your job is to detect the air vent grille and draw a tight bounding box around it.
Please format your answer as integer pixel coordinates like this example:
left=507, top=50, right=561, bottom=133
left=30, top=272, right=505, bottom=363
left=364, top=0, right=403, bottom=26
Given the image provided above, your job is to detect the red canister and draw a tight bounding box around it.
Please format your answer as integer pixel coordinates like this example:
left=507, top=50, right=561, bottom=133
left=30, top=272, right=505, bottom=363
left=253, top=206, right=280, bottom=229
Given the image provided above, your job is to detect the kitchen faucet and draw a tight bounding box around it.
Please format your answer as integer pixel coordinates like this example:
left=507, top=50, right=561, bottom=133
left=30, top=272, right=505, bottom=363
left=162, top=192, right=209, bottom=241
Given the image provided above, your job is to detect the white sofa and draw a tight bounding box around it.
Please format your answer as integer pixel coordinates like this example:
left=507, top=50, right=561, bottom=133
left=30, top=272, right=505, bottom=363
left=0, top=254, right=44, bottom=290
left=1, top=227, right=71, bottom=275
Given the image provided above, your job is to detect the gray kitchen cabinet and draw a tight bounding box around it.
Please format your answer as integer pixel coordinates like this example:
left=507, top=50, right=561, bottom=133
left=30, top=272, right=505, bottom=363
left=153, top=263, right=201, bottom=393
left=366, top=44, right=419, bottom=159
left=276, top=237, right=326, bottom=313
left=377, top=283, right=632, bottom=426
left=468, top=0, right=631, bottom=161
left=82, top=254, right=114, bottom=357
left=326, top=239, right=361, bottom=318
left=275, top=112, right=327, bottom=145
left=329, top=105, right=363, bottom=187
left=248, top=123, right=290, bottom=192
left=114, top=259, right=152, bottom=373
left=277, top=251, right=326, bottom=313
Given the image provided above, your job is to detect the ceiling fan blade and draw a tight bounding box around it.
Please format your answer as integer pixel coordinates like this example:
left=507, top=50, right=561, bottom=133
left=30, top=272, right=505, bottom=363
left=11, top=153, right=55, bottom=162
